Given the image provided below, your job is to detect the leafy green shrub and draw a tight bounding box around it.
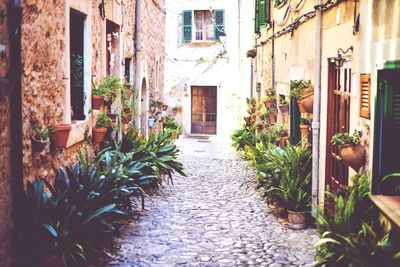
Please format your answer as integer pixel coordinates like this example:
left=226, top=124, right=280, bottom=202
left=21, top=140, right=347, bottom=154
left=231, top=126, right=256, bottom=152
left=289, top=80, right=312, bottom=99
left=32, top=125, right=50, bottom=141
left=331, top=130, right=361, bottom=146
left=96, top=112, right=112, bottom=128
left=315, top=174, right=400, bottom=266
left=163, top=115, right=182, bottom=135
left=265, top=144, right=312, bottom=211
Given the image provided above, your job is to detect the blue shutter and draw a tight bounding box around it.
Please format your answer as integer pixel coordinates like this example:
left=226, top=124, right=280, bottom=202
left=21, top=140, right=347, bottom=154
left=183, top=10, right=192, bottom=43
left=213, top=10, right=225, bottom=41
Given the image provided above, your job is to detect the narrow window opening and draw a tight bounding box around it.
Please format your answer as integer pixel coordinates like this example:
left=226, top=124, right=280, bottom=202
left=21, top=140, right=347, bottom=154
left=125, top=58, right=131, bottom=82
left=70, top=9, right=86, bottom=121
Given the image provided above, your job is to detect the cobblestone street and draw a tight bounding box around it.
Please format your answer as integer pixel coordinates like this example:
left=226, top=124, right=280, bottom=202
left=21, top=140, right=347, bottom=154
left=109, top=138, right=318, bottom=267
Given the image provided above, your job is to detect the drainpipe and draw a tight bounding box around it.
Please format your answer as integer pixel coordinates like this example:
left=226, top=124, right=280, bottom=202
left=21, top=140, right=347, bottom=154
left=134, top=0, right=142, bottom=129
left=271, top=21, right=275, bottom=91
left=9, top=0, right=23, bottom=263
left=312, top=0, right=322, bottom=217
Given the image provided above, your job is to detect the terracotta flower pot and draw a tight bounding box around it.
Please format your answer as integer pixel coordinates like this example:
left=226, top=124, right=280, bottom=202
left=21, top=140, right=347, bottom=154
left=300, top=124, right=309, bottom=144
left=301, top=92, right=314, bottom=113
left=50, top=124, right=71, bottom=149
left=264, top=100, right=274, bottom=109
left=172, top=133, right=179, bottom=139
left=123, top=112, right=132, bottom=124
left=269, top=113, right=277, bottom=124
left=256, top=124, right=264, bottom=132
left=287, top=210, right=307, bottom=229
left=91, top=95, right=104, bottom=110
left=339, top=144, right=366, bottom=172
left=297, top=100, right=307, bottom=113
left=93, top=127, right=107, bottom=143
left=35, top=255, right=64, bottom=267
left=279, top=136, right=289, bottom=148
left=31, top=137, right=48, bottom=153
left=172, top=110, right=178, bottom=116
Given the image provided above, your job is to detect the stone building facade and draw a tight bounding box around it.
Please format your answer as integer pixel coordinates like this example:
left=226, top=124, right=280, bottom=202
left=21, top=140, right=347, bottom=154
left=0, top=0, right=165, bottom=266
left=163, top=0, right=253, bottom=138
left=252, top=0, right=400, bottom=227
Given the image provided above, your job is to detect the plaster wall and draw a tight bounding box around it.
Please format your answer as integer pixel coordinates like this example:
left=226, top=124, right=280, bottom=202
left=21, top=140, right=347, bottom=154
left=359, top=0, right=400, bottom=182
left=164, top=0, right=243, bottom=138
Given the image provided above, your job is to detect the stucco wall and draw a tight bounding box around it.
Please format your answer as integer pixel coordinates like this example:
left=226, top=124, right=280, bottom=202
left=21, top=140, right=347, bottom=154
left=0, top=0, right=13, bottom=265
left=164, top=0, right=244, bottom=138
left=253, top=1, right=361, bottom=204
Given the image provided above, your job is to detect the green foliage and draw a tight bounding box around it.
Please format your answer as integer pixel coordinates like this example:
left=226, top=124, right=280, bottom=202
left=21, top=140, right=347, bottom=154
left=32, top=125, right=50, bottom=141
left=71, top=54, right=83, bottom=88
left=331, top=130, right=361, bottom=146
left=289, top=80, right=312, bottom=99
left=96, top=76, right=124, bottom=101
left=264, top=144, right=312, bottom=211
left=315, top=174, right=400, bottom=267
left=163, top=115, right=182, bottom=135
left=231, top=126, right=257, bottom=152
left=96, top=112, right=112, bottom=128
left=271, top=123, right=288, bottom=137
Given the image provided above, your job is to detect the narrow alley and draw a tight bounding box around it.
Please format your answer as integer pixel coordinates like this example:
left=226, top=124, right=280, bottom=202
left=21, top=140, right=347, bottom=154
left=109, top=139, right=318, bottom=267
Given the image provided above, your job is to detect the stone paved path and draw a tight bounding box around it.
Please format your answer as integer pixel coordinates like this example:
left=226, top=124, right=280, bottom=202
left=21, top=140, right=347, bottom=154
left=109, top=138, right=318, bottom=267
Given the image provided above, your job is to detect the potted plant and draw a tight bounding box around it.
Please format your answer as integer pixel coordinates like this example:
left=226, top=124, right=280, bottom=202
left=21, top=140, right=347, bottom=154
left=263, top=94, right=276, bottom=109
left=289, top=80, right=313, bottom=113
left=93, top=112, right=112, bottom=143
left=92, top=85, right=108, bottom=110
left=300, top=118, right=310, bottom=144
left=246, top=48, right=257, bottom=58
left=50, top=124, right=72, bottom=149
left=273, top=124, right=289, bottom=148
left=331, top=131, right=365, bottom=172
left=266, top=144, right=312, bottom=229
left=31, top=125, right=50, bottom=152
left=171, top=106, right=179, bottom=116
left=278, top=96, right=289, bottom=112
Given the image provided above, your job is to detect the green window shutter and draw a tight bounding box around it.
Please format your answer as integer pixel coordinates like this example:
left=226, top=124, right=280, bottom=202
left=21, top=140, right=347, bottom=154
left=213, top=10, right=225, bottom=41
left=373, top=70, right=400, bottom=194
left=266, top=0, right=271, bottom=23
left=259, top=0, right=267, bottom=28
left=183, top=10, right=192, bottom=43
left=275, top=0, right=285, bottom=8
left=255, top=0, right=260, bottom=33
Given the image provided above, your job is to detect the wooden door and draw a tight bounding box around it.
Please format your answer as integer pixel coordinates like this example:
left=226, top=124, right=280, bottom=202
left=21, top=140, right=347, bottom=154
left=326, top=62, right=352, bottom=192
left=191, top=86, right=217, bottom=134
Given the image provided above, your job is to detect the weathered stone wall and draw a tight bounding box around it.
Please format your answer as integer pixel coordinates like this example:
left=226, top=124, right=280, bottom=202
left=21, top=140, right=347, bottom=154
left=0, top=0, right=13, bottom=265
left=139, top=0, right=165, bottom=100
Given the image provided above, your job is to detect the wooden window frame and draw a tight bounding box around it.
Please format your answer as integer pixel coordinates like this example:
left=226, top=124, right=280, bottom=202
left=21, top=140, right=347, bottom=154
left=360, top=73, right=371, bottom=119
left=194, top=10, right=215, bottom=42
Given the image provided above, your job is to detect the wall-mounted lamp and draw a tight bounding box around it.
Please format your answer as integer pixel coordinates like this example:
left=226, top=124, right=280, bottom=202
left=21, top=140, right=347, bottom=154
left=256, top=82, right=261, bottom=93
left=331, top=46, right=353, bottom=68
left=219, top=31, right=227, bottom=54
left=183, top=83, right=188, bottom=94
left=99, top=0, right=106, bottom=21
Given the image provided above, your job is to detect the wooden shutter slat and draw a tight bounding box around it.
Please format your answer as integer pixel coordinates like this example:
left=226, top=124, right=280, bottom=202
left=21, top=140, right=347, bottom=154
left=213, top=10, right=224, bottom=41
left=360, top=73, right=371, bottom=119
left=183, top=10, right=192, bottom=43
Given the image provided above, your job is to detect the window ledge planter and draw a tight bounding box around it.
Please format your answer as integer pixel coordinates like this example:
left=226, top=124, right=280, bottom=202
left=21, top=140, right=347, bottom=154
left=92, top=95, right=105, bottom=110
left=339, top=143, right=366, bottom=172
left=50, top=124, right=71, bottom=149
left=93, top=127, right=107, bottom=143
left=287, top=210, right=308, bottom=229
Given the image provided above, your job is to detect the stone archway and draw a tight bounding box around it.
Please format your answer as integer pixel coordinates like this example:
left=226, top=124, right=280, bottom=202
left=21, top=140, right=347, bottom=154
left=140, top=78, right=148, bottom=134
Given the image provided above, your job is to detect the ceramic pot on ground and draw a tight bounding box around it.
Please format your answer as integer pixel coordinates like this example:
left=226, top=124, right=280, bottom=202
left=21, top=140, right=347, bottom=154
left=91, top=95, right=104, bottom=110
left=35, top=255, right=64, bottom=267
left=300, top=124, right=309, bottom=144
left=279, top=136, right=289, bottom=148
left=340, top=144, right=366, bottom=172
left=31, top=137, right=48, bottom=153
left=269, top=113, right=277, bottom=124
left=264, top=100, right=274, bottom=109
left=301, top=92, right=314, bottom=113
left=122, top=112, right=132, bottom=124
left=287, top=210, right=307, bottom=229
left=50, top=124, right=71, bottom=149
left=93, top=127, right=107, bottom=143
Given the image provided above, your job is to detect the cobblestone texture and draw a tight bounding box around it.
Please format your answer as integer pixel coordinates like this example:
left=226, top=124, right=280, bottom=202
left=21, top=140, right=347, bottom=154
left=109, top=138, right=318, bottom=266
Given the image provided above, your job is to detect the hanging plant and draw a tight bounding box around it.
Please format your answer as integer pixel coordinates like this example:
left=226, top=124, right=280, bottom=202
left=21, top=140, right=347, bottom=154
left=332, top=131, right=365, bottom=172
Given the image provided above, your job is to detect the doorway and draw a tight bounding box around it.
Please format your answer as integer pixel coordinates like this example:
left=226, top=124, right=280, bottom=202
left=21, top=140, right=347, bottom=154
left=325, top=62, right=352, bottom=192
left=191, top=86, right=217, bottom=134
